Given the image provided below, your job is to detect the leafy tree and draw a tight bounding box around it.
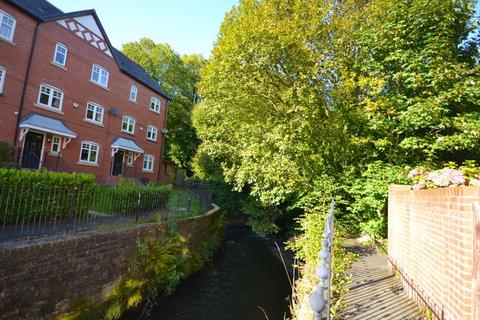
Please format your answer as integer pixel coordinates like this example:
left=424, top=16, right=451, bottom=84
left=194, top=0, right=480, bottom=234
left=122, top=39, right=205, bottom=170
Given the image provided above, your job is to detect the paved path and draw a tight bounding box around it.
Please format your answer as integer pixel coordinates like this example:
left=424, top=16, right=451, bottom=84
left=338, top=244, right=424, bottom=320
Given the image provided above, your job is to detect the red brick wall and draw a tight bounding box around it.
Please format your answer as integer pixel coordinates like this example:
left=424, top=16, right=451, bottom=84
left=0, top=4, right=170, bottom=183
left=0, top=1, right=36, bottom=143
left=388, top=185, right=480, bottom=320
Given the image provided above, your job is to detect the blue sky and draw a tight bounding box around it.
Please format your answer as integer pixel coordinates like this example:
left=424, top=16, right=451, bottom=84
left=48, top=0, right=239, bottom=57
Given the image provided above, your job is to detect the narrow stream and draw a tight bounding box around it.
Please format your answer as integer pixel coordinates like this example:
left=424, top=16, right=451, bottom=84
left=125, top=226, right=291, bottom=320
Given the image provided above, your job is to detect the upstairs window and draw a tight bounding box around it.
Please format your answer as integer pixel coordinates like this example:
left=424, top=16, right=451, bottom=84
left=79, top=141, right=99, bottom=164
left=37, top=84, right=63, bottom=111
left=146, top=126, right=157, bottom=142
left=143, top=154, right=154, bottom=172
left=0, top=10, right=16, bottom=42
left=150, top=97, right=160, bottom=113
left=0, top=67, right=5, bottom=94
left=121, top=115, right=135, bottom=134
left=129, top=85, right=137, bottom=102
left=91, top=64, right=109, bottom=88
left=53, top=43, right=68, bottom=66
left=85, top=102, right=104, bottom=125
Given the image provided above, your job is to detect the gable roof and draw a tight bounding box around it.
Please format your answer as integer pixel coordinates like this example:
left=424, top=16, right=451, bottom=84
left=9, top=0, right=171, bottom=100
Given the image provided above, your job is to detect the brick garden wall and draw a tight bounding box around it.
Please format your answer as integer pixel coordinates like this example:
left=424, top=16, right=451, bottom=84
left=0, top=206, right=222, bottom=320
left=388, top=185, right=480, bottom=320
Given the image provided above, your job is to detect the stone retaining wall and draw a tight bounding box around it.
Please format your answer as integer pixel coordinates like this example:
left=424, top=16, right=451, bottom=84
left=0, top=206, right=222, bottom=320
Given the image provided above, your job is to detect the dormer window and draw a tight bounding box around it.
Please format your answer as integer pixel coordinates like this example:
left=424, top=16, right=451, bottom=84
left=150, top=97, right=160, bottom=113
left=53, top=43, right=68, bottom=67
left=0, top=10, right=16, bottom=42
left=129, top=85, right=137, bottom=102
left=91, top=64, right=109, bottom=88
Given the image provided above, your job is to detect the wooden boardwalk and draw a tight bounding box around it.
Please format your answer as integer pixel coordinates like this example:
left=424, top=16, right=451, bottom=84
left=338, top=245, right=424, bottom=320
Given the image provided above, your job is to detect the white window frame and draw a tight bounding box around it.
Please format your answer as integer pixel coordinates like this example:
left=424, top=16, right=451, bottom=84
left=37, top=84, right=64, bottom=111
left=85, top=102, right=104, bottom=125
left=129, top=85, right=137, bottom=102
left=53, top=43, right=68, bottom=67
left=90, top=64, right=109, bottom=88
left=0, top=10, right=16, bottom=42
left=51, top=136, right=61, bottom=154
left=79, top=141, right=99, bottom=164
left=0, top=66, right=5, bottom=94
left=150, top=97, right=160, bottom=113
left=143, top=154, right=154, bottom=172
left=121, top=115, right=135, bottom=134
left=146, top=125, right=158, bottom=142
left=127, top=153, right=133, bottom=166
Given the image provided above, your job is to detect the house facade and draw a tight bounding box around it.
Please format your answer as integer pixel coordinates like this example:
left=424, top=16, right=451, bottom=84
left=0, top=0, right=171, bottom=184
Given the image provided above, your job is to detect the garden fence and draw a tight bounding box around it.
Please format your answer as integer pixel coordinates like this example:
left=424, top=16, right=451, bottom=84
left=0, top=183, right=210, bottom=242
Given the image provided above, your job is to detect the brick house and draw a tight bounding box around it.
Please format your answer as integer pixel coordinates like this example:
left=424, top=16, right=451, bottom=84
left=0, top=0, right=171, bottom=184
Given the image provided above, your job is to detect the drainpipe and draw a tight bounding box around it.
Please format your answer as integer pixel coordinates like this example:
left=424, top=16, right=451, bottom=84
left=157, top=99, right=169, bottom=183
left=13, top=21, right=41, bottom=154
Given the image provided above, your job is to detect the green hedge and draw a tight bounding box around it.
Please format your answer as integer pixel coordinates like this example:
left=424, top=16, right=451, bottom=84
left=0, top=169, right=97, bottom=225
left=92, top=180, right=172, bottom=215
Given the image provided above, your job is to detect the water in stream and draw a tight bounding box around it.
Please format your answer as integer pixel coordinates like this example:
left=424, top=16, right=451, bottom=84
left=125, top=226, right=291, bottom=320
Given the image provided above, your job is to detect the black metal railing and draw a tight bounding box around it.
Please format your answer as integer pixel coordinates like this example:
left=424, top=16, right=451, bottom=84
left=0, top=183, right=210, bottom=242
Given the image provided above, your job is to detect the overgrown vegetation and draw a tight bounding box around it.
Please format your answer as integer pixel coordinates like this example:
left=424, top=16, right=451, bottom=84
left=59, top=214, right=225, bottom=320
left=189, top=0, right=479, bottom=318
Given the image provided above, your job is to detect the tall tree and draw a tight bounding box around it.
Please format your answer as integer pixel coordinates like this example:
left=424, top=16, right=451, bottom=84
left=193, top=0, right=479, bottom=231
left=122, top=38, right=205, bottom=170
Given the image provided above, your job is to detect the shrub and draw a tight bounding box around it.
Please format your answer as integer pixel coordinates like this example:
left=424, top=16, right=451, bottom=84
left=93, top=180, right=172, bottom=215
left=0, top=141, right=17, bottom=168
left=0, top=168, right=97, bottom=224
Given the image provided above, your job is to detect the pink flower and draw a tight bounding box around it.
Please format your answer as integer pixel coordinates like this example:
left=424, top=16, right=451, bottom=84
left=407, top=168, right=428, bottom=180
left=428, top=168, right=465, bottom=187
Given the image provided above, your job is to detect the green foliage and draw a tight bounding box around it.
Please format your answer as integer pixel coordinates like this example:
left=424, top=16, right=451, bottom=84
left=122, top=39, right=205, bottom=170
left=287, top=202, right=357, bottom=318
left=460, top=160, right=480, bottom=180
left=192, top=1, right=479, bottom=318
left=342, top=162, right=409, bottom=238
left=0, top=168, right=96, bottom=224
left=60, top=214, right=224, bottom=320
left=0, top=140, right=14, bottom=167
left=194, top=0, right=479, bottom=235
left=91, top=180, right=171, bottom=215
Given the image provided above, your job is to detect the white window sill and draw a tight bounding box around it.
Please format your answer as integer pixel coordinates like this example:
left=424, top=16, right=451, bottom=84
left=126, top=164, right=133, bottom=167
left=48, top=152, right=60, bottom=157
left=149, top=109, right=160, bottom=115
left=89, top=80, right=109, bottom=91
left=121, top=129, right=135, bottom=136
left=78, top=161, right=99, bottom=167
left=129, top=99, right=137, bottom=104
left=34, top=103, right=64, bottom=115
left=142, top=169, right=154, bottom=174
left=146, top=138, right=157, bottom=142
left=0, top=37, right=15, bottom=46
left=51, top=61, right=67, bottom=71
left=83, top=118, right=104, bottom=127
